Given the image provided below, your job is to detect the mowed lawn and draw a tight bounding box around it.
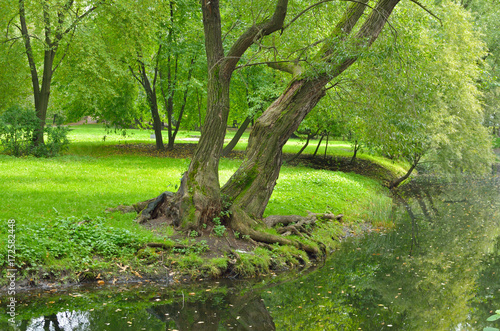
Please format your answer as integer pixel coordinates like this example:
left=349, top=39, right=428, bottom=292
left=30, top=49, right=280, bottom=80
left=0, top=124, right=397, bottom=227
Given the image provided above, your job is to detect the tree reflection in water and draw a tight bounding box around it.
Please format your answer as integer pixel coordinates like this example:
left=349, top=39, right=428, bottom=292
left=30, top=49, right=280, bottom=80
left=3, top=176, right=499, bottom=331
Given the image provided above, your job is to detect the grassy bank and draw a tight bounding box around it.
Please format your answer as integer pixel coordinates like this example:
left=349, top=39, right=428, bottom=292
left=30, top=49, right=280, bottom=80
left=0, top=125, right=402, bottom=289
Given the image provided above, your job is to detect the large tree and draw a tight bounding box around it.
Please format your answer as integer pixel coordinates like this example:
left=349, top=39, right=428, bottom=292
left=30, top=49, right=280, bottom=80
left=5, top=0, right=102, bottom=145
left=140, top=0, right=402, bottom=252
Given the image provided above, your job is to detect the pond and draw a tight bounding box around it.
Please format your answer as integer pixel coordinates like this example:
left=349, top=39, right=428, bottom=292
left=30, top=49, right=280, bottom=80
left=1, top=176, right=500, bottom=330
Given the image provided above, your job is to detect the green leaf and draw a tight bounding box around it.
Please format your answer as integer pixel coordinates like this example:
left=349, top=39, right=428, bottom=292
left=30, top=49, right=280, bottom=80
left=483, top=327, right=499, bottom=331
left=487, top=314, right=500, bottom=322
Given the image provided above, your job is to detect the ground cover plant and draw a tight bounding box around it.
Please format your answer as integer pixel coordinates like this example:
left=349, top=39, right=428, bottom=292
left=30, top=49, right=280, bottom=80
left=0, top=125, right=401, bottom=287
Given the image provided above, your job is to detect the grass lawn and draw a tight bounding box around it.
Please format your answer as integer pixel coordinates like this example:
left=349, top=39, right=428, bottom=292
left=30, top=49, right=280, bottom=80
left=0, top=124, right=402, bottom=286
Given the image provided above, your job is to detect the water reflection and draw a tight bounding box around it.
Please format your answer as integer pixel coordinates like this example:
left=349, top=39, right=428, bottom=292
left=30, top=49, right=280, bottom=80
left=1, top=176, right=499, bottom=330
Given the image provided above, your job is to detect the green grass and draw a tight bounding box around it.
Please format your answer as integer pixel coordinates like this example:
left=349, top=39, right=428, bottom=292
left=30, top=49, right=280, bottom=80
left=0, top=124, right=400, bottom=285
left=65, top=124, right=408, bottom=175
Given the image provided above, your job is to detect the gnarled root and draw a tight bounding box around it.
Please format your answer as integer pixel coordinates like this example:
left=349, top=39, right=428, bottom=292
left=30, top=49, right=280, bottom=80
left=229, top=206, right=324, bottom=257
left=263, top=212, right=343, bottom=237
left=136, top=191, right=175, bottom=223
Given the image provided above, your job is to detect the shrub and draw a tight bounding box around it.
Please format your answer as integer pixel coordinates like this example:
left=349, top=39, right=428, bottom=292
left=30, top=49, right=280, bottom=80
left=0, top=106, right=69, bottom=157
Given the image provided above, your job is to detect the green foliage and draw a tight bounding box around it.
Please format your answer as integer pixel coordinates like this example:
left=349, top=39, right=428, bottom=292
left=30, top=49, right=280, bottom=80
left=0, top=106, right=69, bottom=157
left=0, top=105, right=39, bottom=156
left=327, top=1, right=494, bottom=176
left=0, top=217, right=148, bottom=272
left=212, top=217, right=226, bottom=237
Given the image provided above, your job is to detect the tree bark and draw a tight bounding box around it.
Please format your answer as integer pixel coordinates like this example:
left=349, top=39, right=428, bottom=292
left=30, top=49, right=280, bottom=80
left=174, top=0, right=229, bottom=230
left=223, top=0, right=400, bottom=219
left=131, top=59, right=164, bottom=151
left=350, top=140, right=360, bottom=164
left=323, top=132, right=329, bottom=159
left=222, top=78, right=330, bottom=218
left=313, top=134, right=325, bottom=157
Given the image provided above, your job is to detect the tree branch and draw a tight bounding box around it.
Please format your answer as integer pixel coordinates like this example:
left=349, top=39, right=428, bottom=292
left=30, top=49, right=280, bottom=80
left=284, top=0, right=374, bottom=30
left=128, top=65, right=143, bottom=86
left=42, top=1, right=52, bottom=47
left=62, top=2, right=101, bottom=36
left=409, top=0, right=442, bottom=25
left=234, top=59, right=301, bottom=73
left=52, top=28, right=76, bottom=74
left=223, top=0, right=289, bottom=76
left=152, top=44, right=162, bottom=88
left=19, top=0, right=40, bottom=97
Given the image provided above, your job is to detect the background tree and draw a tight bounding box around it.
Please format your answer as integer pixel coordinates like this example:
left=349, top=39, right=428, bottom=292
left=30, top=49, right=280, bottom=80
left=0, top=5, right=31, bottom=112
left=4, top=0, right=102, bottom=145
left=158, top=0, right=205, bottom=150
left=332, top=1, right=493, bottom=187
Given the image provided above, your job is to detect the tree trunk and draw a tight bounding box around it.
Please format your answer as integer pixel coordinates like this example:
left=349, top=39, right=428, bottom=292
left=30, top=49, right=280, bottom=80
left=223, top=0, right=400, bottom=219
left=389, top=154, right=421, bottom=189
left=350, top=140, right=360, bottom=165
left=222, top=78, right=329, bottom=218
left=163, top=52, right=177, bottom=150
left=149, top=92, right=164, bottom=151
left=323, top=132, right=329, bottom=159
left=222, top=116, right=252, bottom=157
left=313, top=134, right=324, bottom=157
left=174, top=0, right=289, bottom=230
left=167, top=58, right=195, bottom=150
left=20, top=0, right=55, bottom=146
left=174, top=0, right=229, bottom=231
left=287, top=130, right=318, bottom=163
left=141, top=67, right=164, bottom=151
left=34, top=51, right=54, bottom=145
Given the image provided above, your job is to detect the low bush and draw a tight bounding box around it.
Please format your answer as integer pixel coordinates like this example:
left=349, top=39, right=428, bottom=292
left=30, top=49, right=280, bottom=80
left=0, top=106, right=69, bottom=157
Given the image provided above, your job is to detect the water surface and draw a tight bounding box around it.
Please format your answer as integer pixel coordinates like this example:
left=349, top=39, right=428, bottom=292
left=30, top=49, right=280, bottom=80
left=2, top=176, right=499, bottom=330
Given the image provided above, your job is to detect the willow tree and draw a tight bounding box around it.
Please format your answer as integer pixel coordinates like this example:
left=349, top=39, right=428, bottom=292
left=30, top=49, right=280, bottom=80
left=139, top=0, right=402, bottom=252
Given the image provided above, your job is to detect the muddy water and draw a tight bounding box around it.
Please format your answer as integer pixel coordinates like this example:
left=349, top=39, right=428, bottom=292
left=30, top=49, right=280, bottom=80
left=2, top=176, right=500, bottom=330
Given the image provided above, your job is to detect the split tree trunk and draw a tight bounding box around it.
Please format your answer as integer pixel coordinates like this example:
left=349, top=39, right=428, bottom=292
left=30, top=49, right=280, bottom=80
left=20, top=0, right=55, bottom=146
left=173, top=0, right=290, bottom=231
left=223, top=0, right=400, bottom=220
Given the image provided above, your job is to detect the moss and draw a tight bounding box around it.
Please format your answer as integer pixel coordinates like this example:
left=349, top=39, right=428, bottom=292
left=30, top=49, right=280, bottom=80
left=232, top=164, right=260, bottom=204
left=175, top=253, right=204, bottom=271
left=271, top=245, right=310, bottom=268
left=234, top=247, right=272, bottom=277
left=202, top=257, right=229, bottom=277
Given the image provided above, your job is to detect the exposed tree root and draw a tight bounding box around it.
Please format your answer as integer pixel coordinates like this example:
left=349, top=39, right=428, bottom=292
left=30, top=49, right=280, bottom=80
left=263, top=212, right=343, bottom=237
left=228, top=206, right=333, bottom=257
left=136, top=191, right=175, bottom=224
left=111, top=192, right=342, bottom=260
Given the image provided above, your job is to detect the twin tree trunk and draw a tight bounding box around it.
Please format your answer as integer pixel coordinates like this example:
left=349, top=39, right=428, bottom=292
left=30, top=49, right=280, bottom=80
left=151, top=0, right=401, bottom=246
